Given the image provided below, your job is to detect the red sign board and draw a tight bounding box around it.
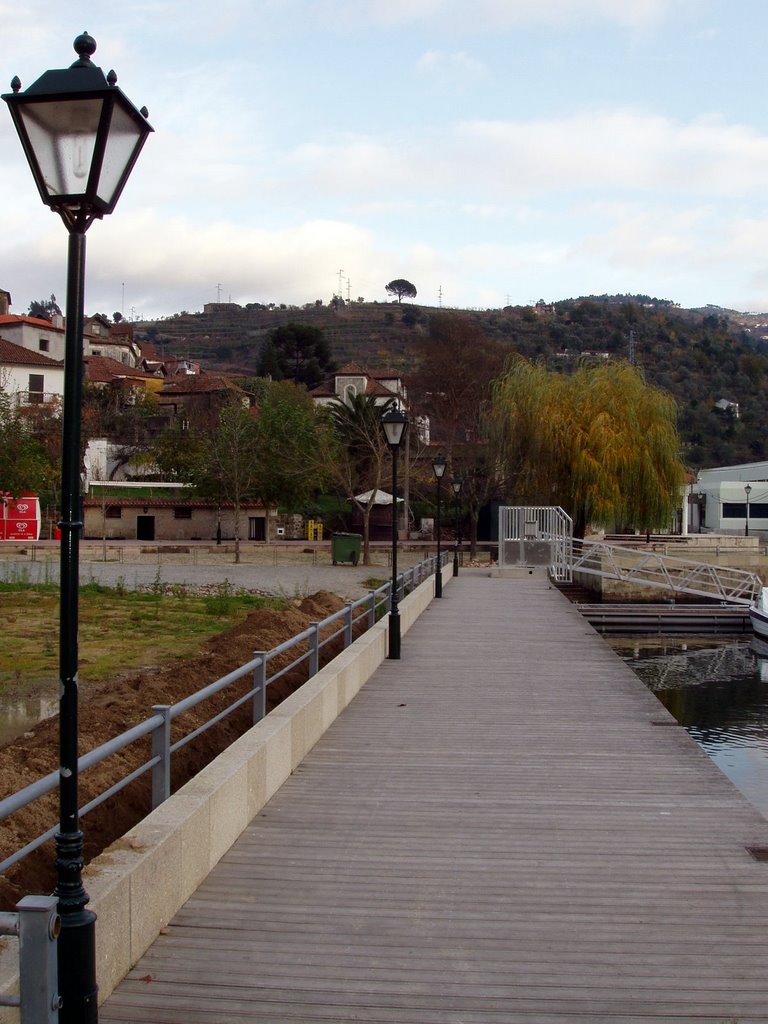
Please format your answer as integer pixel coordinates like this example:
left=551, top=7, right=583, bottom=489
left=0, top=492, right=41, bottom=541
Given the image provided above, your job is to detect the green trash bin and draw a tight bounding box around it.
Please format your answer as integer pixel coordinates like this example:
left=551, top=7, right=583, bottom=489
left=332, top=532, right=362, bottom=566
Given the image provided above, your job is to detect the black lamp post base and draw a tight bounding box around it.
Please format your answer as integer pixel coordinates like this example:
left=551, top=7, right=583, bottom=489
left=58, top=907, right=98, bottom=1024
left=388, top=609, right=401, bottom=659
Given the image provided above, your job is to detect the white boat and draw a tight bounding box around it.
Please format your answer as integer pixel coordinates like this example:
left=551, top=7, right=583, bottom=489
left=749, top=587, right=768, bottom=640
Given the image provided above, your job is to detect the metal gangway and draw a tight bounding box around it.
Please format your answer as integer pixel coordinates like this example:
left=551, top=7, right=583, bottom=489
left=571, top=537, right=761, bottom=605
left=497, top=507, right=762, bottom=605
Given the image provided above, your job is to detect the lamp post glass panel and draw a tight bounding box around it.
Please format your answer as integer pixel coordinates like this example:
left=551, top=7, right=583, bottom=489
left=745, top=483, right=752, bottom=537
left=3, top=33, right=152, bottom=1024
left=452, top=478, right=462, bottom=576
left=381, top=408, right=408, bottom=659
left=432, top=453, right=447, bottom=597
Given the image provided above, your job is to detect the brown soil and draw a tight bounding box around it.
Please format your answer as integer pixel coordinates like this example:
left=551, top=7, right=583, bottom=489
left=0, top=590, right=348, bottom=910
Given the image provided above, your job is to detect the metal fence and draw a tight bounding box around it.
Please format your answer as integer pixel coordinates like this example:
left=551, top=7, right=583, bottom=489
left=0, top=553, right=445, bottom=876
left=497, top=506, right=573, bottom=581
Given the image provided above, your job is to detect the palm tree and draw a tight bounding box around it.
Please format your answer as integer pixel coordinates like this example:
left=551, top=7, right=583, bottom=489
left=328, top=393, right=395, bottom=565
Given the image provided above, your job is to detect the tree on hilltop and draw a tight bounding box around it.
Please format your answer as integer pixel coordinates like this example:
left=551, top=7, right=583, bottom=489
left=385, top=279, right=417, bottom=303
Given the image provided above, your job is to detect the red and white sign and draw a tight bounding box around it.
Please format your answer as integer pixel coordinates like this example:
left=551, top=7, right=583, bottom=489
left=0, top=492, right=41, bottom=541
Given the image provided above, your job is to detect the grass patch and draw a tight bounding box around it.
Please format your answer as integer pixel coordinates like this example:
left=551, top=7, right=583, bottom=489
left=0, top=583, right=288, bottom=691
left=361, top=576, right=388, bottom=590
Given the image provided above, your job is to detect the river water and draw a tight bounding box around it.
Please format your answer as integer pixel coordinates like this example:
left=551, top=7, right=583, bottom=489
left=609, top=633, right=768, bottom=819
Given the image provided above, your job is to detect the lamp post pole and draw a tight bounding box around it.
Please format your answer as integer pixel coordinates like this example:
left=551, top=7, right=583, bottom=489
left=381, top=408, right=408, bottom=659
left=4, top=34, right=152, bottom=1024
left=745, top=483, right=752, bottom=538
left=432, top=454, right=446, bottom=597
left=452, top=478, right=462, bottom=576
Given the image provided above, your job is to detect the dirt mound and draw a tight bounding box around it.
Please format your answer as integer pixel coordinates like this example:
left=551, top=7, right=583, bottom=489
left=0, top=591, right=346, bottom=910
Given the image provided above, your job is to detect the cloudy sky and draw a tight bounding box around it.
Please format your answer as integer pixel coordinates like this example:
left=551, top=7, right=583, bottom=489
left=2, top=0, right=767, bottom=320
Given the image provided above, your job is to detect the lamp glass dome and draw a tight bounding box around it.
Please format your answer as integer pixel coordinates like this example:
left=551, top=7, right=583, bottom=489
left=432, top=454, right=447, bottom=479
left=381, top=408, right=408, bottom=448
left=4, top=34, right=153, bottom=230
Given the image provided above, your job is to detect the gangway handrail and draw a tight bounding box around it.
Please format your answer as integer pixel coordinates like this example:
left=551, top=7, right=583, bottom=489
left=570, top=538, right=762, bottom=605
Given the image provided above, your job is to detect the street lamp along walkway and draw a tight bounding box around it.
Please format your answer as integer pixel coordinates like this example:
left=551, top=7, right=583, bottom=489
left=381, top=407, right=408, bottom=659
left=431, top=453, right=447, bottom=597
left=4, top=32, right=152, bottom=1024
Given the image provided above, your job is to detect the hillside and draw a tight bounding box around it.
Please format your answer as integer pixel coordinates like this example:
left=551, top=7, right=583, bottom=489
left=134, top=296, right=768, bottom=468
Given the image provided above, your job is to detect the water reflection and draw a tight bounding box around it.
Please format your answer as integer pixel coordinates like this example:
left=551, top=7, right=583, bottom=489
left=609, top=635, right=768, bottom=818
left=0, top=688, right=58, bottom=748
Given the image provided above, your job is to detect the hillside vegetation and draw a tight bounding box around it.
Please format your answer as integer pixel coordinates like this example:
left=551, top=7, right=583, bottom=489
left=136, top=296, right=768, bottom=468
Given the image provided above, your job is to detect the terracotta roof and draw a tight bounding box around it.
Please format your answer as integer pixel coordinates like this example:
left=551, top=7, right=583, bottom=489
left=160, top=375, right=244, bottom=396
left=0, top=314, right=62, bottom=331
left=365, top=379, right=398, bottom=397
left=0, top=336, right=62, bottom=367
left=83, top=497, right=265, bottom=509
left=83, top=355, right=158, bottom=384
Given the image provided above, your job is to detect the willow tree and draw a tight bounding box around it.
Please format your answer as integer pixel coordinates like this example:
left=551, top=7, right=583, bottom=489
left=490, top=359, right=685, bottom=537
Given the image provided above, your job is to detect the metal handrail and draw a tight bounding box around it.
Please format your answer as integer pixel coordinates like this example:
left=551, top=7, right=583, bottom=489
left=0, top=552, right=444, bottom=876
left=570, top=538, right=762, bottom=605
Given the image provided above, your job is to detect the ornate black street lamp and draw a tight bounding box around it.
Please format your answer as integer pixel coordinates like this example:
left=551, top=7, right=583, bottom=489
left=745, top=483, right=752, bottom=537
left=431, top=453, right=447, bottom=597
left=4, top=33, right=152, bottom=1024
left=381, top=407, right=408, bottom=658
left=451, top=478, right=462, bottom=576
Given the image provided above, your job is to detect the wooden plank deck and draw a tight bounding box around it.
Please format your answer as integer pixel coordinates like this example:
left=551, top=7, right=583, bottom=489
left=101, top=573, right=768, bottom=1023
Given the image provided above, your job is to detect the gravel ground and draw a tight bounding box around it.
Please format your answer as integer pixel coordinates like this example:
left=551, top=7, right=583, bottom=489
left=0, top=542, right=442, bottom=602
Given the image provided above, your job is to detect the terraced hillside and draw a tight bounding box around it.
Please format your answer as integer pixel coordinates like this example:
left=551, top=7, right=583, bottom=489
left=135, top=302, right=431, bottom=376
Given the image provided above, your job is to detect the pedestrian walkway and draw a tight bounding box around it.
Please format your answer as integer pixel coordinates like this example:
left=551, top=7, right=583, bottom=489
left=101, top=573, right=768, bottom=1023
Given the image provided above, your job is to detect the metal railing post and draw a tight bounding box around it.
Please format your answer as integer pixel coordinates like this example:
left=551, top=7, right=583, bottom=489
left=252, top=652, right=267, bottom=723
left=368, top=591, right=376, bottom=628
left=151, top=705, right=172, bottom=809
left=309, top=623, right=320, bottom=677
left=18, top=895, right=61, bottom=1024
left=344, top=603, right=354, bottom=647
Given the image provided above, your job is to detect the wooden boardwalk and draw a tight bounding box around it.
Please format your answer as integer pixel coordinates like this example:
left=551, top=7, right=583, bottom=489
left=101, top=573, right=768, bottom=1023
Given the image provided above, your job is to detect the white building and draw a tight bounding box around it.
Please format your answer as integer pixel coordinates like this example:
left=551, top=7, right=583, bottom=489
left=691, top=461, right=768, bottom=534
left=0, top=336, right=64, bottom=407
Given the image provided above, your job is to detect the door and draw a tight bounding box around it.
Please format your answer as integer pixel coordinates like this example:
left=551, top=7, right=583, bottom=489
left=248, top=517, right=266, bottom=541
left=136, top=515, right=155, bottom=541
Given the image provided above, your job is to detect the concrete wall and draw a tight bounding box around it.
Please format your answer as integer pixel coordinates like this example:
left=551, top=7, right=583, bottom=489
left=0, top=562, right=452, bottom=1019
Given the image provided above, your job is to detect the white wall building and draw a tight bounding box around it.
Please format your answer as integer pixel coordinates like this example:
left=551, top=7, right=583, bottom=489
left=691, top=461, right=768, bottom=534
left=0, top=337, right=64, bottom=407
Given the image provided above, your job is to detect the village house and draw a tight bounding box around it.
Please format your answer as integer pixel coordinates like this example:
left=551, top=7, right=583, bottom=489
left=0, top=336, right=64, bottom=407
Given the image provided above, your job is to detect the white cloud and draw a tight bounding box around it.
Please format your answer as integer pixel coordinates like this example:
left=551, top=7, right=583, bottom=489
left=416, top=50, right=487, bottom=86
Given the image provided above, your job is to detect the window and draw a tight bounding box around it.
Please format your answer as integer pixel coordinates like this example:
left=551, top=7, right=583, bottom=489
left=105, top=506, right=122, bottom=519
left=27, top=374, right=44, bottom=404
left=723, top=502, right=768, bottom=519
left=174, top=507, right=193, bottom=520
left=38, top=338, right=49, bottom=352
